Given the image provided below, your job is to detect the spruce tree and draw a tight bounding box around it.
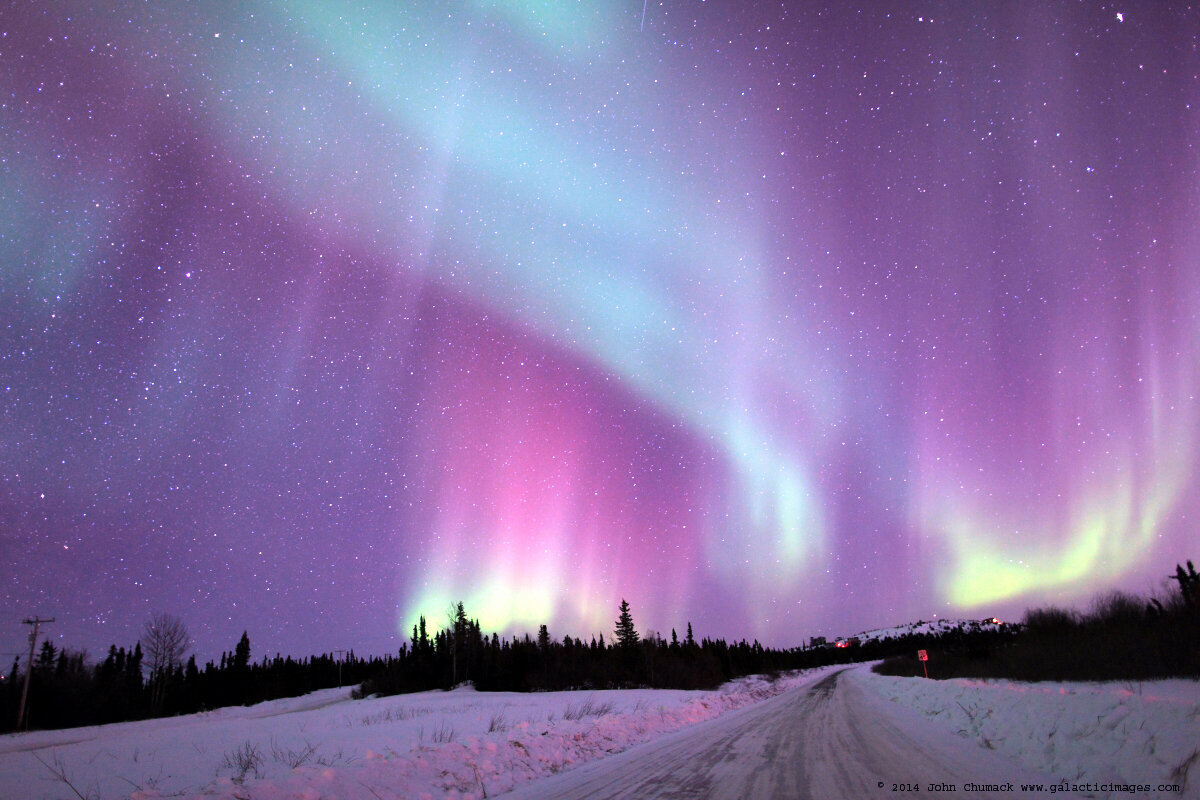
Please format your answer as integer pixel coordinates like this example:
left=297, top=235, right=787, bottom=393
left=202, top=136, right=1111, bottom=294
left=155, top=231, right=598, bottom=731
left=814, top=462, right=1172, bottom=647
left=614, top=599, right=639, bottom=648
left=1172, top=560, right=1199, bottom=604
left=448, top=602, right=468, bottom=685
left=37, top=640, right=57, bottom=672
left=234, top=632, right=251, bottom=671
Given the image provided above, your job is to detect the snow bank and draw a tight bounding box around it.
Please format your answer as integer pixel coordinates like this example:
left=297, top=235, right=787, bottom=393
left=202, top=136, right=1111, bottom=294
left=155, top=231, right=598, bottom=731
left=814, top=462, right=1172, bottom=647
left=0, top=672, right=820, bottom=800
left=856, top=667, right=1200, bottom=797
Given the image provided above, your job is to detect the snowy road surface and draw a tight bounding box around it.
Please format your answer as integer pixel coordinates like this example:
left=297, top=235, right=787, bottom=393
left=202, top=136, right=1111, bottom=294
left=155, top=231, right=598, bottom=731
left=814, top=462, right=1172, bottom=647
left=502, top=667, right=1080, bottom=800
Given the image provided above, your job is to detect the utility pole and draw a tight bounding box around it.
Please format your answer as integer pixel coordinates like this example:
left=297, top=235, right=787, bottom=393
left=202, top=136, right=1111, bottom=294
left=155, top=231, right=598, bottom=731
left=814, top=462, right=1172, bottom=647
left=332, top=649, right=346, bottom=688
left=17, top=617, right=54, bottom=731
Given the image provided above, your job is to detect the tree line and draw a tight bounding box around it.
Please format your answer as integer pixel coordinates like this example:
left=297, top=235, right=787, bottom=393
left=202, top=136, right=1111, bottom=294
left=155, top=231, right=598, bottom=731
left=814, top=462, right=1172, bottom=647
left=876, top=560, right=1200, bottom=682
left=2, top=596, right=1012, bottom=733
left=0, top=621, right=374, bottom=732
left=355, top=598, right=788, bottom=697
left=354, top=598, right=1022, bottom=699
left=8, top=559, right=1193, bottom=732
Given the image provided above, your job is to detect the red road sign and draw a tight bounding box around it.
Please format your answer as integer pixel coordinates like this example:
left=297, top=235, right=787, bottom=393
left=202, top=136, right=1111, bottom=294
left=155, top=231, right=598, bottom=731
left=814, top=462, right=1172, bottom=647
left=917, top=649, right=928, bottom=661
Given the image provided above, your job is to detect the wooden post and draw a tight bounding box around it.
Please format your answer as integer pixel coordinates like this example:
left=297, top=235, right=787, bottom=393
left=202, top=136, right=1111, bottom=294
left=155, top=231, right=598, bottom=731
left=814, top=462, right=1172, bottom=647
left=17, top=617, right=54, bottom=730
left=333, top=649, right=346, bottom=687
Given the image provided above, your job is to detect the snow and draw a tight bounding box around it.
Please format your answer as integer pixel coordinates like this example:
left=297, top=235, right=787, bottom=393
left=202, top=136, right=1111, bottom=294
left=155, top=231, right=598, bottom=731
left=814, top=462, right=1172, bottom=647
left=500, top=665, right=1072, bottom=800
left=0, top=670, right=825, bottom=800
left=5, top=664, right=1195, bottom=800
left=856, top=668, right=1200, bottom=797
left=844, top=617, right=1004, bottom=644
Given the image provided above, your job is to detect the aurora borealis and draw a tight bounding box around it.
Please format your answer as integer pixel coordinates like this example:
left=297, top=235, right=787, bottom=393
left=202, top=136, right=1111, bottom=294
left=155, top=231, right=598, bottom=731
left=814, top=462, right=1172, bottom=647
left=3, top=2, right=1198, bottom=661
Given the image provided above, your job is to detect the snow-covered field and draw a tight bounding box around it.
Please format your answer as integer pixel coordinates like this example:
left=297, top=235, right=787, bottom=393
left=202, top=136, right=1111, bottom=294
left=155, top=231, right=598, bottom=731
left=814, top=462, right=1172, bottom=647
left=0, top=670, right=828, bottom=800
left=4, top=665, right=1196, bottom=800
left=859, top=668, right=1200, bottom=797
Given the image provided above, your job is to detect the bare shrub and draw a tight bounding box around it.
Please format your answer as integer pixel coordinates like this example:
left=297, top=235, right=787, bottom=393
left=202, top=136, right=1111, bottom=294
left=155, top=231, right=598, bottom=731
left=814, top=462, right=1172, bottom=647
left=269, top=738, right=318, bottom=769
left=430, top=720, right=456, bottom=743
left=314, top=747, right=347, bottom=767
left=220, top=741, right=263, bottom=783
left=563, top=698, right=614, bottom=720
left=487, top=713, right=508, bottom=733
left=359, top=706, right=432, bottom=725
left=1022, top=606, right=1079, bottom=634
left=32, top=752, right=95, bottom=800
left=1089, top=590, right=1147, bottom=628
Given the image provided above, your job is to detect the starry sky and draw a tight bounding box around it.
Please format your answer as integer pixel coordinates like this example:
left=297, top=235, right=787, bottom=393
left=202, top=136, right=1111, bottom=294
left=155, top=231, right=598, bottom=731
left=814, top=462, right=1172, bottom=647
left=2, top=1, right=1198, bottom=663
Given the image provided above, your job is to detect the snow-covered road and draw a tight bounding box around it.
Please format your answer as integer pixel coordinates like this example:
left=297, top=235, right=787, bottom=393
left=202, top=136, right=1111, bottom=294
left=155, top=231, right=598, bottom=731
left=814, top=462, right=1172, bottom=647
left=502, top=666, right=1081, bottom=800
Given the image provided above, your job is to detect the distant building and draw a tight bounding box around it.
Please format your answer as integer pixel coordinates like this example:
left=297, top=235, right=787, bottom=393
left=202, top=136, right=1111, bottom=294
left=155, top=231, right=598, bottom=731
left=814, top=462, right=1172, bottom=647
left=809, top=636, right=827, bottom=649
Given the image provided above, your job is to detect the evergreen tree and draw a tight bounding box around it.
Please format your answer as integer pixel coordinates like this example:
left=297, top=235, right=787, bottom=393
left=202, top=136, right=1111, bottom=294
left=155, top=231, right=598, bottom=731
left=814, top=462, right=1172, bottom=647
left=123, top=642, right=144, bottom=718
left=230, top=632, right=252, bottom=705
left=1172, top=560, right=1199, bottom=604
left=614, top=599, right=639, bottom=648
left=448, top=602, right=469, bottom=685
left=36, top=640, right=57, bottom=672
left=234, top=632, right=251, bottom=671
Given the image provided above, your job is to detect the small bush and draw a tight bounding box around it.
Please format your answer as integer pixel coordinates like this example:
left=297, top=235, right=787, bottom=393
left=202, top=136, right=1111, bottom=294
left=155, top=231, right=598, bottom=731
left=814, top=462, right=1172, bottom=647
left=1022, top=606, right=1079, bottom=635
left=269, top=738, right=317, bottom=769
left=220, top=741, right=262, bottom=783
left=430, top=720, right=456, bottom=743
left=1088, top=590, right=1148, bottom=628
left=563, top=698, right=614, bottom=720
left=359, top=706, right=432, bottom=725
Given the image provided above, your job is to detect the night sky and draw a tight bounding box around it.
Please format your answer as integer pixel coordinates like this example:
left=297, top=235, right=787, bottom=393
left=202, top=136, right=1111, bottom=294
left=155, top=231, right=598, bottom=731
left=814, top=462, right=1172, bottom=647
left=3, top=2, right=1198, bottom=664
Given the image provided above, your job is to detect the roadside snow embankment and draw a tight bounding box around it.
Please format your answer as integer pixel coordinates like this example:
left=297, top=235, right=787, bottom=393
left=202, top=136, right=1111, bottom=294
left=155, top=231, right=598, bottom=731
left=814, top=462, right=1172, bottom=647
left=0, top=670, right=827, bottom=800
left=859, top=668, right=1200, bottom=795
left=175, top=672, right=811, bottom=800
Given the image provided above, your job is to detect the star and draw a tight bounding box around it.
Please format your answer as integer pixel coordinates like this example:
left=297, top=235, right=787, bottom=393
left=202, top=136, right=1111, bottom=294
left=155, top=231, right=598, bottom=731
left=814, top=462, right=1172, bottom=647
left=2, top=0, right=1196, bottom=662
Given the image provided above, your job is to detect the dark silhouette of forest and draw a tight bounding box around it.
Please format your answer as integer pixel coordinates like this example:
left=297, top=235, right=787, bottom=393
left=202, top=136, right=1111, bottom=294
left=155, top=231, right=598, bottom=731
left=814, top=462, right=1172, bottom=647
left=1, top=595, right=978, bottom=733
left=0, top=630, right=374, bottom=732
left=351, top=600, right=1013, bottom=699
left=875, top=561, right=1200, bottom=682
left=9, top=560, right=1192, bottom=734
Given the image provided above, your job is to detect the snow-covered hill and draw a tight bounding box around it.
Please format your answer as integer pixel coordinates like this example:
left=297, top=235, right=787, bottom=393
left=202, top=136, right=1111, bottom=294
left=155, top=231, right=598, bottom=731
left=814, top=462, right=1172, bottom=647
left=839, top=616, right=1005, bottom=645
